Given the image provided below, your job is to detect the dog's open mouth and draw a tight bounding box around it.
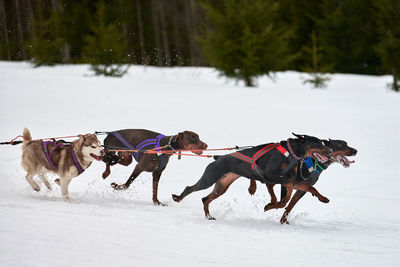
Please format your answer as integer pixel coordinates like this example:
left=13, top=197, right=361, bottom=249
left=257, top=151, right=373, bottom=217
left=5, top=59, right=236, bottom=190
left=90, top=153, right=102, bottom=161
left=333, top=154, right=355, bottom=168
left=192, top=150, right=203, bottom=155
left=312, top=152, right=329, bottom=163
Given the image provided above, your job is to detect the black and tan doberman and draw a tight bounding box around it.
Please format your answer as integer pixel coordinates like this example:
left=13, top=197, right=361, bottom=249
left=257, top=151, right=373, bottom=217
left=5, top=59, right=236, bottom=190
left=172, top=133, right=331, bottom=220
left=257, top=139, right=357, bottom=224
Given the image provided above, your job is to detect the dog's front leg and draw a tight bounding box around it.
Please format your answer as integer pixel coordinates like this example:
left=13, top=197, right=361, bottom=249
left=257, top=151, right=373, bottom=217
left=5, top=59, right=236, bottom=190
left=248, top=179, right=257, bottom=195
left=111, top=164, right=142, bottom=190
left=294, top=184, right=329, bottom=203
left=60, top=177, right=72, bottom=202
left=102, top=163, right=111, bottom=179
left=280, top=190, right=307, bottom=224
left=264, top=184, right=278, bottom=211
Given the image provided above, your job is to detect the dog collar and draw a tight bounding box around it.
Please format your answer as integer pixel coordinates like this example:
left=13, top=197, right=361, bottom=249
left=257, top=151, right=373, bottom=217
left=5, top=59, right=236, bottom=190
left=286, top=138, right=302, bottom=160
left=168, top=135, right=177, bottom=150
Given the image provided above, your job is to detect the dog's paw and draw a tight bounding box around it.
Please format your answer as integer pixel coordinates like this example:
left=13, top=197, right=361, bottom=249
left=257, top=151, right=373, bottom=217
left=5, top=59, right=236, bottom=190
left=206, top=215, right=216, bottom=220
left=319, top=196, right=330, bottom=203
left=111, top=183, right=126, bottom=190
left=63, top=196, right=71, bottom=202
left=264, top=203, right=275, bottom=211
left=153, top=200, right=167, bottom=206
left=280, top=213, right=290, bottom=224
left=171, top=194, right=181, bottom=202
left=102, top=171, right=110, bottom=179
left=248, top=186, right=256, bottom=195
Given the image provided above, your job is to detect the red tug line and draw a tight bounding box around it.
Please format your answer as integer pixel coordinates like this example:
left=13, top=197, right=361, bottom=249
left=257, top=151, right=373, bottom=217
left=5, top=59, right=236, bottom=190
left=2, top=134, right=241, bottom=158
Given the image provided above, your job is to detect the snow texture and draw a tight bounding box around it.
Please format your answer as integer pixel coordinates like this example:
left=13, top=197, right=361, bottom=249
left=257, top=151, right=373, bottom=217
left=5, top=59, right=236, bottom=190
left=0, top=62, right=399, bottom=266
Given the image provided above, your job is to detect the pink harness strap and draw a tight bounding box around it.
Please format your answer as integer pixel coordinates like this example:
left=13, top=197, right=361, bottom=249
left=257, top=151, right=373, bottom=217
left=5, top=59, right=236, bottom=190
left=231, top=143, right=289, bottom=170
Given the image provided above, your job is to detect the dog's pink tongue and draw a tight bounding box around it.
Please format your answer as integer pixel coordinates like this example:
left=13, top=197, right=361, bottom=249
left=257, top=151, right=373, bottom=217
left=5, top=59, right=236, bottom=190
left=336, top=154, right=355, bottom=167
left=91, top=153, right=102, bottom=161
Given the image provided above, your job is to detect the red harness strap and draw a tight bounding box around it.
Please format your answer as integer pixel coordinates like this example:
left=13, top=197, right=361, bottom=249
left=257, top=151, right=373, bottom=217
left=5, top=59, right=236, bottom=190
left=231, top=143, right=289, bottom=170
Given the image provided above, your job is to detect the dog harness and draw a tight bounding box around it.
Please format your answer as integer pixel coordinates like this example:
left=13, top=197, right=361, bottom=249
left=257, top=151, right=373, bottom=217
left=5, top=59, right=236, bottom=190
left=303, top=157, right=325, bottom=174
left=230, top=143, right=291, bottom=178
left=43, top=141, right=84, bottom=175
left=110, top=131, right=165, bottom=160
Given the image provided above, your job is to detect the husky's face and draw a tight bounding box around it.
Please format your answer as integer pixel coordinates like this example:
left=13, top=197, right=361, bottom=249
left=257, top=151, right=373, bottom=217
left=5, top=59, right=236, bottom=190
left=80, top=134, right=104, bottom=161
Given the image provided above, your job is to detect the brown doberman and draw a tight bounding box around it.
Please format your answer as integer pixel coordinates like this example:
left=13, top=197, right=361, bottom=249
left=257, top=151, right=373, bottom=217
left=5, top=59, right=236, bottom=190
left=102, top=129, right=207, bottom=206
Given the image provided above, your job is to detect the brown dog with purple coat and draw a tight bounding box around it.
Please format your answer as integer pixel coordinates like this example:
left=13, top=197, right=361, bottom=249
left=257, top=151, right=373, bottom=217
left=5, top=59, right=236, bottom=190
left=101, top=129, right=207, bottom=206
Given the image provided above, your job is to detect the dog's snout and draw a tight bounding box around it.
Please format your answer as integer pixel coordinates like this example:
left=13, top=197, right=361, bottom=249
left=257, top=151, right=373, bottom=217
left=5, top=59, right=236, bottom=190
left=352, top=149, right=357, bottom=156
left=203, top=143, right=208, bottom=150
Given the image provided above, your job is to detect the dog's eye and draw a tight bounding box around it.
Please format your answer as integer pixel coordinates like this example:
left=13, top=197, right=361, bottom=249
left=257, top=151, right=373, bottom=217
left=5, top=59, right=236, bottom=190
left=91, top=145, right=96, bottom=148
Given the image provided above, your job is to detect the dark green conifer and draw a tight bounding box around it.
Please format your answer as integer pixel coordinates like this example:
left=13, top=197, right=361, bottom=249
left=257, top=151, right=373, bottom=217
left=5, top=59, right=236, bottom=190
left=83, top=1, right=129, bottom=77
left=198, top=0, right=292, bottom=87
left=374, top=0, right=400, bottom=92
left=301, top=30, right=331, bottom=89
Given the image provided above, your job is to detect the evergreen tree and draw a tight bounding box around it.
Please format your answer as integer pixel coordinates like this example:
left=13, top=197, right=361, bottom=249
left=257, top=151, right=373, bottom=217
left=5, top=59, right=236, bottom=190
left=83, top=1, right=129, bottom=77
left=318, top=0, right=380, bottom=74
left=27, top=2, right=65, bottom=66
left=198, top=0, right=292, bottom=87
left=374, top=0, right=400, bottom=92
left=301, top=30, right=331, bottom=89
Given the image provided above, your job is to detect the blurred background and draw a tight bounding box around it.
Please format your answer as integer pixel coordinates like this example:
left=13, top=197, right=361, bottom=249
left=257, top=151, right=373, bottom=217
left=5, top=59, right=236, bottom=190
left=0, top=0, right=399, bottom=89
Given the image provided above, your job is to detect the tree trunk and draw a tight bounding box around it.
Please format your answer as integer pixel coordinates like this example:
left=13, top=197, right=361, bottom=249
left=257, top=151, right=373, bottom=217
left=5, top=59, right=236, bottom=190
left=171, top=0, right=184, bottom=65
left=244, top=76, right=254, bottom=87
left=51, top=0, right=71, bottom=63
left=158, top=1, right=170, bottom=66
left=24, top=0, right=35, bottom=37
left=393, top=67, right=399, bottom=92
left=184, top=0, right=201, bottom=65
left=184, top=0, right=194, bottom=65
left=151, top=0, right=163, bottom=66
left=14, top=0, right=27, bottom=59
left=189, top=0, right=201, bottom=65
left=136, top=0, right=148, bottom=65
left=0, top=0, right=11, bottom=60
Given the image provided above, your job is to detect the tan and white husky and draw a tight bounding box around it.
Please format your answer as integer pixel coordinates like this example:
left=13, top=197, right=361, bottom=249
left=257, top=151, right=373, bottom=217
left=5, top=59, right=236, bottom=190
left=21, top=128, right=104, bottom=201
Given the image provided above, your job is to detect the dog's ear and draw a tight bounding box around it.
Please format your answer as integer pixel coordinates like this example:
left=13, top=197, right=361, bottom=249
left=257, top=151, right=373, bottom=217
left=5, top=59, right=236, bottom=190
left=177, top=132, right=184, bottom=140
left=78, top=134, right=85, bottom=143
left=322, top=139, right=329, bottom=146
left=292, top=132, right=305, bottom=141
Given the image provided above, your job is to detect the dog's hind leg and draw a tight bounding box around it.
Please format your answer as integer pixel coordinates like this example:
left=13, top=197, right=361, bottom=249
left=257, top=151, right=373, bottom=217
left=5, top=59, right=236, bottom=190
left=201, top=172, right=240, bottom=220
left=38, top=173, right=52, bottom=190
left=152, top=170, right=166, bottom=206
left=172, top=161, right=228, bottom=203
left=25, top=172, right=40, bottom=192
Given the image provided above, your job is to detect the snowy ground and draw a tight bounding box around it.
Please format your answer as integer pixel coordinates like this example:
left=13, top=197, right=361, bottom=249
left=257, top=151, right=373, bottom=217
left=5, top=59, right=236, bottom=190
left=0, top=61, right=399, bottom=266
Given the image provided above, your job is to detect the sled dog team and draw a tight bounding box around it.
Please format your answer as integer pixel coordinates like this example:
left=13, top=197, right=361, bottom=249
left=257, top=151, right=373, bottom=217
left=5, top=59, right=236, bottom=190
left=21, top=128, right=357, bottom=224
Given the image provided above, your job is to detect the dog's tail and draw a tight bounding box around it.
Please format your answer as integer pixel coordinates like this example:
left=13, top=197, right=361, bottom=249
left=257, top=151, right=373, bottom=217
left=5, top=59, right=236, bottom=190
left=22, top=128, right=32, bottom=148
